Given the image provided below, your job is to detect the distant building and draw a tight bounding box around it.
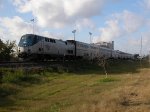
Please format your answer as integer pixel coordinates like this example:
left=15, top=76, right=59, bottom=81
left=95, top=41, right=114, bottom=50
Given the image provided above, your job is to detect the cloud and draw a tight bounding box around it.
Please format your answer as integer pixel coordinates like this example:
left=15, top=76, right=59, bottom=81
left=40, top=31, right=65, bottom=40
left=0, top=16, right=65, bottom=43
left=97, top=10, right=145, bottom=42
left=12, top=0, right=108, bottom=28
left=63, top=0, right=105, bottom=18
left=98, top=20, right=122, bottom=42
left=118, top=10, right=145, bottom=33
left=0, top=16, right=32, bottom=43
left=95, top=9, right=149, bottom=54
left=140, top=0, right=150, bottom=10
left=75, top=18, right=95, bottom=31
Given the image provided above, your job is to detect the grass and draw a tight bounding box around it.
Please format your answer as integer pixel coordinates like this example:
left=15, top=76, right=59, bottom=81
left=99, top=77, right=120, bottom=82
left=0, top=59, right=150, bottom=112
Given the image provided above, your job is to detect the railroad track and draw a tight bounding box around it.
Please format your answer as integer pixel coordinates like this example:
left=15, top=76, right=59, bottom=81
left=0, top=60, right=66, bottom=68
left=0, top=61, right=38, bottom=68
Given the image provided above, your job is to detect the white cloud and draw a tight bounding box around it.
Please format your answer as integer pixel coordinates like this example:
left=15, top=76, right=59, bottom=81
left=64, top=0, right=105, bottom=17
left=0, top=27, right=6, bottom=41
left=94, top=9, right=150, bottom=54
left=12, top=0, right=107, bottom=28
left=0, top=16, right=65, bottom=43
left=0, top=16, right=32, bottom=43
left=98, top=20, right=122, bottom=42
left=97, top=10, right=145, bottom=42
left=141, top=0, right=150, bottom=10
left=40, top=31, right=65, bottom=40
left=75, top=18, right=95, bottom=31
left=118, top=10, right=145, bottom=33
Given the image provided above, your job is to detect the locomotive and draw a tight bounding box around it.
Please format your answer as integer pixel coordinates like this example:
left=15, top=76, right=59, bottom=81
left=18, top=34, right=133, bottom=60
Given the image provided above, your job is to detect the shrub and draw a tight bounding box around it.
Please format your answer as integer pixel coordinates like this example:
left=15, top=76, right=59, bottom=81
left=2, top=69, right=24, bottom=83
left=0, top=83, right=19, bottom=97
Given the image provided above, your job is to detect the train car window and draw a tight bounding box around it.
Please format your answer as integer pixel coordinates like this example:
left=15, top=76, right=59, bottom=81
left=67, top=50, right=73, bottom=54
left=50, top=39, right=53, bottom=43
left=44, top=38, right=47, bottom=42
left=53, top=40, right=56, bottom=43
left=37, top=36, right=42, bottom=41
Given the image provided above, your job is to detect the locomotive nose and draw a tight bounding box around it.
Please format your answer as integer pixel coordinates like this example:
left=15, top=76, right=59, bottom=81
left=18, top=47, right=30, bottom=58
left=19, top=47, right=26, bottom=53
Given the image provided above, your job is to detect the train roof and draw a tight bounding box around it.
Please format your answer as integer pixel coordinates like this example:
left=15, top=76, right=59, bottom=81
left=22, top=34, right=64, bottom=41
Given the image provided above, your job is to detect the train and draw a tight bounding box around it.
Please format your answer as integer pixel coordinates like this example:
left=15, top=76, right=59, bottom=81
left=18, top=34, right=134, bottom=60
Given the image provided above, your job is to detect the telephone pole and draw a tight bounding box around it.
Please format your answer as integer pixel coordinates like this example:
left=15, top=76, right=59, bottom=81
left=140, top=36, right=143, bottom=68
left=31, top=18, right=35, bottom=35
left=72, top=30, right=76, bottom=57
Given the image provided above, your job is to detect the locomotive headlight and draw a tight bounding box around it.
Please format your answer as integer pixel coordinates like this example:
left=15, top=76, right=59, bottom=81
left=19, top=47, right=25, bottom=53
left=18, top=48, right=20, bottom=52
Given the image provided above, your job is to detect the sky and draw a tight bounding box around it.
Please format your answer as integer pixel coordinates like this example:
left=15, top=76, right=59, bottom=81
left=0, top=0, right=150, bottom=55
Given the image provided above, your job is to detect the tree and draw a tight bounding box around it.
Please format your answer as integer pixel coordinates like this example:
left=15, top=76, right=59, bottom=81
left=0, top=39, right=17, bottom=61
left=0, top=39, right=5, bottom=60
left=0, top=39, right=5, bottom=51
left=96, top=56, right=108, bottom=78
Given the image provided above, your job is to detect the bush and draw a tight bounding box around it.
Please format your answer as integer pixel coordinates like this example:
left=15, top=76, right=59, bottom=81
left=2, top=69, right=24, bottom=83
left=0, top=83, right=19, bottom=97
left=0, top=68, right=45, bottom=84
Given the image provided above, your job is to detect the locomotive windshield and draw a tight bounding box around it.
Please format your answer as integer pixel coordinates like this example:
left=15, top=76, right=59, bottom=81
left=18, top=34, right=42, bottom=47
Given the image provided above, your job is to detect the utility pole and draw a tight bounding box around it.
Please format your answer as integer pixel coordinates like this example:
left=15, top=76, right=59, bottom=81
left=149, top=51, right=150, bottom=66
left=89, top=32, right=92, bottom=44
left=31, top=18, right=35, bottom=35
left=72, top=30, right=76, bottom=57
left=140, top=36, right=143, bottom=68
left=89, top=32, right=92, bottom=60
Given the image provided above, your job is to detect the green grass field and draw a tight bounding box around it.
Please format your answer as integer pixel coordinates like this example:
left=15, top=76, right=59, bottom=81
left=0, top=60, right=150, bottom=112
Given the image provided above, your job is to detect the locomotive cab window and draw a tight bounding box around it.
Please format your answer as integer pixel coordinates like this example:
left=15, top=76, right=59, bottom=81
left=18, top=34, right=42, bottom=47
